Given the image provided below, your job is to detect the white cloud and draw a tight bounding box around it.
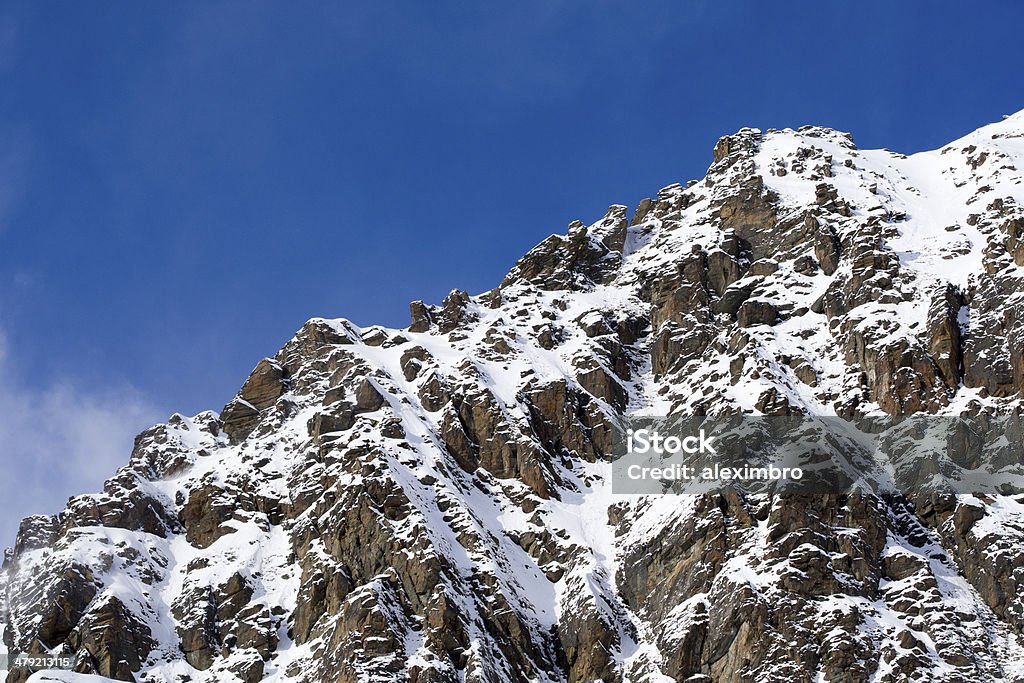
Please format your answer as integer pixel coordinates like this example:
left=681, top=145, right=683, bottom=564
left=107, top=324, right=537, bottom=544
left=0, top=328, right=164, bottom=550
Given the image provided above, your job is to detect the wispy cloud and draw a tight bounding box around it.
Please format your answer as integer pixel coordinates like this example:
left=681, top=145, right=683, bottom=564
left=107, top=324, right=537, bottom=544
left=0, top=328, right=163, bottom=549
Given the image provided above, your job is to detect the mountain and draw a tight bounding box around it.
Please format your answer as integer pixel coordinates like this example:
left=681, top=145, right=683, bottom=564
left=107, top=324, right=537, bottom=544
left=5, top=110, right=1024, bottom=683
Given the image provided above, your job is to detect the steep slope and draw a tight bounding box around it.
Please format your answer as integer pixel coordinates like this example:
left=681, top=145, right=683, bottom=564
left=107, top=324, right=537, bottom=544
left=5, top=111, right=1024, bottom=683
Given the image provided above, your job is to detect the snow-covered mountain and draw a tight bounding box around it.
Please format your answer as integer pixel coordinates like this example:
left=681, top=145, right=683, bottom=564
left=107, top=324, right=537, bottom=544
left=5, top=110, right=1024, bottom=683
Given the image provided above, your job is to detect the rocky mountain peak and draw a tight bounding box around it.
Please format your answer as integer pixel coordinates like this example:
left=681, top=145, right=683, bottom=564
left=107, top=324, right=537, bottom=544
left=5, top=110, right=1024, bottom=683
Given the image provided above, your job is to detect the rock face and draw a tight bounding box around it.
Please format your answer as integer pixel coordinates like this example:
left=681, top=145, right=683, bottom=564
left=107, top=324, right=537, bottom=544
left=220, top=359, right=290, bottom=443
left=6, top=111, right=1024, bottom=682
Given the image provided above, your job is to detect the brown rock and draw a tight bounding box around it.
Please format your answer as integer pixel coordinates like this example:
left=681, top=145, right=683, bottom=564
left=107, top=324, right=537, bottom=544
left=71, top=596, right=154, bottom=681
left=354, top=378, right=386, bottom=413
left=409, top=300, right=434, bottom=332
left=220, top=359, right=288, bottom=443
left=737, top=299, right=778, bottom=327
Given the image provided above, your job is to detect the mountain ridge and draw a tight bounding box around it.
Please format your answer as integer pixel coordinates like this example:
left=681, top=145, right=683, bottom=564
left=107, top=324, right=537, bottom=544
left=4, top=109, right=1024, bottom=683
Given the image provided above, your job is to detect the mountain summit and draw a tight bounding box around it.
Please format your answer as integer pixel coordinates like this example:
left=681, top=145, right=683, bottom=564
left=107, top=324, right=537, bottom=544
left=5, top=111, right=1024, bottom=683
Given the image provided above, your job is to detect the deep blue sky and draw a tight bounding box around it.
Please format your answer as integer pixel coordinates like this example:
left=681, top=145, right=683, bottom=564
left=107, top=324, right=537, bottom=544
left=0, top=2, right=1022, bottom=542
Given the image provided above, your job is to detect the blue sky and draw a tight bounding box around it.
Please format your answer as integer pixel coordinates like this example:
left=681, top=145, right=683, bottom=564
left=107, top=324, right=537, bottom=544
left=0, top=1, right=1022, bottom=544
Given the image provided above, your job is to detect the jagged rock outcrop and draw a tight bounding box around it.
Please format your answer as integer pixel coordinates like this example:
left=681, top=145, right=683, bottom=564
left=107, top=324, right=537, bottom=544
left=6, top=111, right=1024, bottom=683
left=220, top=359, right=289, bottom=443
